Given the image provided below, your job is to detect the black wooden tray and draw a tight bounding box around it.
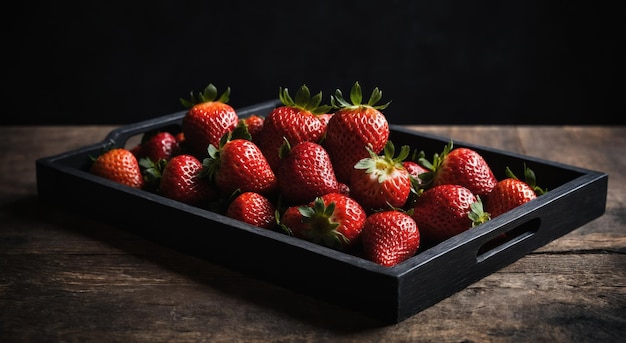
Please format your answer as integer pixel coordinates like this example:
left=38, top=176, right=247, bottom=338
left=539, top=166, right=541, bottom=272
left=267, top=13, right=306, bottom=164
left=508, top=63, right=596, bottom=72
left=36, top=100, right=608, bottom=323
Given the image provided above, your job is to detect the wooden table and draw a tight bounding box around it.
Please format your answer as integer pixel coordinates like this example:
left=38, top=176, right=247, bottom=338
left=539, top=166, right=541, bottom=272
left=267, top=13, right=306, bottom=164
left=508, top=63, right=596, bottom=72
left=1, top=125, right=625, bottom=342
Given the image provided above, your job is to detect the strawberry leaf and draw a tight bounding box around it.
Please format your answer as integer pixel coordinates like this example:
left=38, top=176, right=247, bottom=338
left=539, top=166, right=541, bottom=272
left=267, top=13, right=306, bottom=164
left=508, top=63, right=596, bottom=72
left=331, top=81, right=391, bottom=111
left=279, top=85, right=333, bottom=114
left=349, top=81, right=363, bottom=105
left=179, top=83, right=230, bottom=108
left=505, top=163, right=547, bottom=196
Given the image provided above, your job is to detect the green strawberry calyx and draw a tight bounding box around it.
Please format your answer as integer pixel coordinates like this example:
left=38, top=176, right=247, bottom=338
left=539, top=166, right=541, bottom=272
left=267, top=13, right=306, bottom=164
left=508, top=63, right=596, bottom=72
left=354, top=140, right=410, bottom=184
left=179, top=83, right=231, bottom=108
left=298, top=197, right=349, bottom=250
left=138, top=157, right=167, bottom=192
left=417, top=140, right=454, bottom=188
left=330, top=81, right=391, bottom=111
left=504, top=163, right=547, bottom=195
left=469, top=196, right=491, bottom=227
left=278, top=85, right=333, bottom=115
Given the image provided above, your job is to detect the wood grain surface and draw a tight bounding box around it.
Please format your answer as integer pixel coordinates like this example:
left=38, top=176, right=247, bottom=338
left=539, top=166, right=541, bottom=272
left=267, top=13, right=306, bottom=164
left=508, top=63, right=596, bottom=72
left=1, top=125, right=625, bottom=342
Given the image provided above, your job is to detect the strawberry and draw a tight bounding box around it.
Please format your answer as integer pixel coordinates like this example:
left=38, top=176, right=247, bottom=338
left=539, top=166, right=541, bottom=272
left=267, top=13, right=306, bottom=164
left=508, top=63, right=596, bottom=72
left=349, top=140, right=412, bottom=212
left=203, top=127, right=277, bottom=197
left=225, top=191, right=277, bottom=229
left=160, top=154, right=217, bottom=205
left=403, top=160, right=428, bottom=186
left=278, top=205, right=306, bottom=236
left=137, top=131, right=179, bottom=163
left=403, top=160, right=427, bottom=178
left=180, top=84, right=239, bottom=158
left=256, top=85, right=333, bottom=172
left=418, top=141, right=497, bottom=198
left=279, top=193, right=367, bottom=251
left=411, top=184, right=489, bottom=243
left=240, top=114, right=265, bottom=144
left=485, top=164, right=546, bottom=218
left=277, top=140, right=339, bottom=205
left=90, top=148, right=145, bottom=189
left=135, top=132, right=187, bottom=191
left=402, top=151, right=430, bottom=207
left=361, top=210, right=420, bottom=267
left=324, top=81, right=390, bottom=183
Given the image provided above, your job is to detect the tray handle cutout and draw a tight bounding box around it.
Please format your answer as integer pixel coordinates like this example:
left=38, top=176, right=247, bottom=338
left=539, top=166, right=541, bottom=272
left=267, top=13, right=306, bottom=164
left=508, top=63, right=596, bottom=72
left=476, top=217, right=541, bottom=263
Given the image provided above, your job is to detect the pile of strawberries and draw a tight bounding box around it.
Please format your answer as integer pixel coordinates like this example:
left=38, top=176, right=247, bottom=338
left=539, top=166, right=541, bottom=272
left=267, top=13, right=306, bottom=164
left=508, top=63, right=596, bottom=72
left=89, top=82, right=545, bottom=267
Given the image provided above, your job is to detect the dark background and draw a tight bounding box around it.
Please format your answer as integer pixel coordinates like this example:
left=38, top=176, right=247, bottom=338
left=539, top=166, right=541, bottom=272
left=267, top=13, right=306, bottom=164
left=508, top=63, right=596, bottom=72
left=3, top=1, right=624, bottom=125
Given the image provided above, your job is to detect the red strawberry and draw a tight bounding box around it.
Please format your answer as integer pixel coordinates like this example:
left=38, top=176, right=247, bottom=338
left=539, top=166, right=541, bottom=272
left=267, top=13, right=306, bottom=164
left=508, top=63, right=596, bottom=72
left=90, top=148, right=145, bottom=189
left=419, top=141, right=497, bottom=198
left=203, top=128, right=277, bottom=197
left=324, top=81, right=390, bottom=183
left=485, top=165, right=546, bottom=218
left=256, top=85, right=333, bottom=172
left=180, top=84, right=239, bottom=158
left=160, top=154, right=217, bottom=205
left=240, top=114, right=265, bottom=143
left=279, top=193, right=367, bottom=251
left=411, top=184, right=489, bottom=243
left=361, top=210, right=420, bottom=267
left=277, top=140, right=339, bottom=205
left=349, top=140, right=412, bottom=211
left=278, top=205, right=306, bottom=236
left=141, top=131, right=179, bottom=162
left=402, top=151, right=431, bottom=207
left=403, top=160, right=428, bottom=186
left=225, top=191, right=277, bottom=229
